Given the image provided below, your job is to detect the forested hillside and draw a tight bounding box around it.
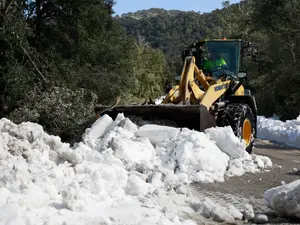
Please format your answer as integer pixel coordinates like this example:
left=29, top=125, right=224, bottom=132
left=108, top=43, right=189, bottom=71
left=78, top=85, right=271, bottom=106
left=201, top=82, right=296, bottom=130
left=117, top=0, right=300, bottom=120
left=117, top=8, right=225, bottom=74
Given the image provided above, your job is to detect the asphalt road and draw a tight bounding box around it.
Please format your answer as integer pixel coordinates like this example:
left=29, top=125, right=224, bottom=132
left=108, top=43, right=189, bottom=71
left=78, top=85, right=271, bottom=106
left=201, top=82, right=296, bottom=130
left=190, top=139, right=300, bottom=224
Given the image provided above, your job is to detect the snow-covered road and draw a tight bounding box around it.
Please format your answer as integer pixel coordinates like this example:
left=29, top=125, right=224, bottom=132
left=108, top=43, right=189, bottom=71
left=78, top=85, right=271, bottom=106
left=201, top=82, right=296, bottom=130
left=191, top=138, right=300, bottom=223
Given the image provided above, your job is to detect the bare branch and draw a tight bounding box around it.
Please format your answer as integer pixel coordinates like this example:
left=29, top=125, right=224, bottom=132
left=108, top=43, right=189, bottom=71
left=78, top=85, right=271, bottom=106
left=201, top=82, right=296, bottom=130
left=0, top=0, right=15, bottom=17
left=15, top=34, right=48, bottom=86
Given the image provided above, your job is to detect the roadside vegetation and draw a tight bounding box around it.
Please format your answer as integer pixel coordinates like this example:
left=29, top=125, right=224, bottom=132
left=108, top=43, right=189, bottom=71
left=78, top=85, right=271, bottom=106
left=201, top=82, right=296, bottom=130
left=1, top=0, right=299, bottom=140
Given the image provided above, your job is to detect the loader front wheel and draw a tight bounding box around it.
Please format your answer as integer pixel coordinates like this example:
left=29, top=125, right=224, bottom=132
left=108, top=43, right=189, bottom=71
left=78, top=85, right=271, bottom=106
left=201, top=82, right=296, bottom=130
left=218, top=104, right=255, bottom=154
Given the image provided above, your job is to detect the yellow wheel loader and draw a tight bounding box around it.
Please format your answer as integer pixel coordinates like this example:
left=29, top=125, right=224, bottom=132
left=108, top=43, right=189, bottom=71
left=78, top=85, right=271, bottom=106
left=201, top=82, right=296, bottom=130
left=95, top=39, right=258, bottom=153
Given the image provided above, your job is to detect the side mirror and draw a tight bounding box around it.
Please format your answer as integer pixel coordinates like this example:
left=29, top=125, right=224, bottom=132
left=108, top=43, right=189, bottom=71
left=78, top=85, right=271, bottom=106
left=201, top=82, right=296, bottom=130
left=181, top=50, right=185, bottom=62
left=238, top=72, right=247, bottom=79
left=181, top=48, right=192, bottom=62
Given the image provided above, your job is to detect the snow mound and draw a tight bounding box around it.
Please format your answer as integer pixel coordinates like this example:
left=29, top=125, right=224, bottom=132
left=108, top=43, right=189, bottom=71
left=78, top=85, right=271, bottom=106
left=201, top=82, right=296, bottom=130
left=0, top=117, right=192, bottom=224
left=258, top=116, right=300, bottom=148
left=205, top=126, right=247, bottom=159
left=226, top=154, right=272, bottom=177
left=264, top=179, right=300, bottom=219
left=0, top=115, right=272, bottom=224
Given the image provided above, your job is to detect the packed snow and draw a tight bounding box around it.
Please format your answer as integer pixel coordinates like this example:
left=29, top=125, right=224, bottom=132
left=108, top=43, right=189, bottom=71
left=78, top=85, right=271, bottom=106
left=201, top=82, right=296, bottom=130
left=189, top=198, right=238, bottom=223
left=257, top=115, right=300, bottom=148
left=242, top=204, right=255, bottom=220
left=254, top=213, right=269, bottom=224
left=154, top=95, right=166, bottom=104
left=0, top=114, right=273, bottom=224
left=264, top=179, right=300, bottom=219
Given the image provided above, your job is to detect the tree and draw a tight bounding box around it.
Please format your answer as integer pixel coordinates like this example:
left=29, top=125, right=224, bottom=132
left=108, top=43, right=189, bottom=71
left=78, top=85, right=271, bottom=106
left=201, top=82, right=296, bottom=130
left=0, top=0, right=170, bottom=141
left=250, top=0, right=300, bottom=119
left=222, top=1, right=230, bottom=8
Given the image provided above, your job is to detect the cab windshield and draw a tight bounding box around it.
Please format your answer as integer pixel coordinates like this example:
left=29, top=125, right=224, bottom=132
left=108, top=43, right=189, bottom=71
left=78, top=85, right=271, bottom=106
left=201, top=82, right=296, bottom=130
left=199, top=41, right=241, bottom=79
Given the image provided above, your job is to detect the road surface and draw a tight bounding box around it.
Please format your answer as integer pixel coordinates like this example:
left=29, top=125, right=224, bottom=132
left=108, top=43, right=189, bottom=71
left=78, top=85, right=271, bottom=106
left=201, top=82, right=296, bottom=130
left=190, top=139, right=300, bottom=224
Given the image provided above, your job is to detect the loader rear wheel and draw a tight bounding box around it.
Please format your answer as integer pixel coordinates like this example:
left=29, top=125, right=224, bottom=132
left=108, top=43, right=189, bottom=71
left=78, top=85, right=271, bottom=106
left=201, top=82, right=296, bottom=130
left=217, top=104, right=255, bottom=154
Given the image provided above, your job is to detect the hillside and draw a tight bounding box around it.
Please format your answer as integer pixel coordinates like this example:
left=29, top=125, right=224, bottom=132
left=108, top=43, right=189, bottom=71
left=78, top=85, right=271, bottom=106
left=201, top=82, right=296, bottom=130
left=117, top=8, right=227, bottom=75
left=117, top=8, right=189, bottom=19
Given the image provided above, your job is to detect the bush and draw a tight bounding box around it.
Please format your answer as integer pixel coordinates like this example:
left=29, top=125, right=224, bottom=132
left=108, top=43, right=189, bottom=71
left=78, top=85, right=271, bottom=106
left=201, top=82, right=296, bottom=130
left=9, top=87, right=98, bottom=142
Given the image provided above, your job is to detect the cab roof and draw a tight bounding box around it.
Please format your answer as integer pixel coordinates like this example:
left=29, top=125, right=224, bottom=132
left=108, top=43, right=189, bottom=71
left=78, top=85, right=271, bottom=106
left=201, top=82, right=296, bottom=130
left=190, top=39, right=242, bottom=47
left=199, top=38, right=242, bottom=42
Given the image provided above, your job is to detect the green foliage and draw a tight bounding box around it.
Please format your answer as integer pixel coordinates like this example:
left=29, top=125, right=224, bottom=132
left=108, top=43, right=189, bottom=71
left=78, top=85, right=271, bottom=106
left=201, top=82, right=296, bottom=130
left=0, top=0, right=170, bottom=140
left=8, top=87, right=98, bottom=141
left=0, top=7, right=43, bottom=111
left=131, top=42, right=168, bottom=98
left=250, top=0, right=300, bottom=120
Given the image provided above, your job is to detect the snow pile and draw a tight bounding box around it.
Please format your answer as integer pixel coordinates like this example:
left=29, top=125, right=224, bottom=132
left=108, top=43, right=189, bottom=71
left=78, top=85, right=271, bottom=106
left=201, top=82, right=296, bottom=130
left=0, top=118, right=194, bottom=225
left=0, top=115, right=272, bottom=224
left=83, top=115, right=272, bottom=184
left=226, top=154, right=272, bottom=177
left=264, top=179, right=300, bottom=219
left=257, top=116, right=300, bottom=148
left=205, top=126, right=247, bottom=159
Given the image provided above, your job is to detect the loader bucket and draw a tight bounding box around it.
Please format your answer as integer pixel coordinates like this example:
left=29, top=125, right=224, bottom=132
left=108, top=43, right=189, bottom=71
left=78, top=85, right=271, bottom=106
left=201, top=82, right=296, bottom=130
left=94, top=104, right=217, bottom=132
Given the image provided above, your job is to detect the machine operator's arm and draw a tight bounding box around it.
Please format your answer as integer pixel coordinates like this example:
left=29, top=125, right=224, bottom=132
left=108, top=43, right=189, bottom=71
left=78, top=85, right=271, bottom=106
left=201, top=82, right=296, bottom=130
left=204, top=58, right=227, bottom=71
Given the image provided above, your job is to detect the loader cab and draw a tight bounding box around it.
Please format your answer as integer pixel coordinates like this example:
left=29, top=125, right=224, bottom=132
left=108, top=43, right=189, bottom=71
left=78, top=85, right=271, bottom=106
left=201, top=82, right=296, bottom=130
left=184, top=39, right=243, bottom=80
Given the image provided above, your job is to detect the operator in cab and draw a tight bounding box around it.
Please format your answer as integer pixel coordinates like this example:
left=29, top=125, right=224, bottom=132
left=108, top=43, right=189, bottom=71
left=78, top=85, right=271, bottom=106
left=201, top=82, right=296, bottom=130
left=203, top=50, right=227, bottom=72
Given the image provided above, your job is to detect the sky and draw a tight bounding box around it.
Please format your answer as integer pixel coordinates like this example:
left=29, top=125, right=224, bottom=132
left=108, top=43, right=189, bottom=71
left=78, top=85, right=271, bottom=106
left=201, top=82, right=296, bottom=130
left=113, top=0, right=241, bottom=15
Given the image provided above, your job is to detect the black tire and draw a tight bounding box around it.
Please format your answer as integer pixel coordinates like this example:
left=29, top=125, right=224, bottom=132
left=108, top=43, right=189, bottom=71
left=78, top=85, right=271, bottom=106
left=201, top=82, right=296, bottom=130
left=217, top=104, right=255, bottom=154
